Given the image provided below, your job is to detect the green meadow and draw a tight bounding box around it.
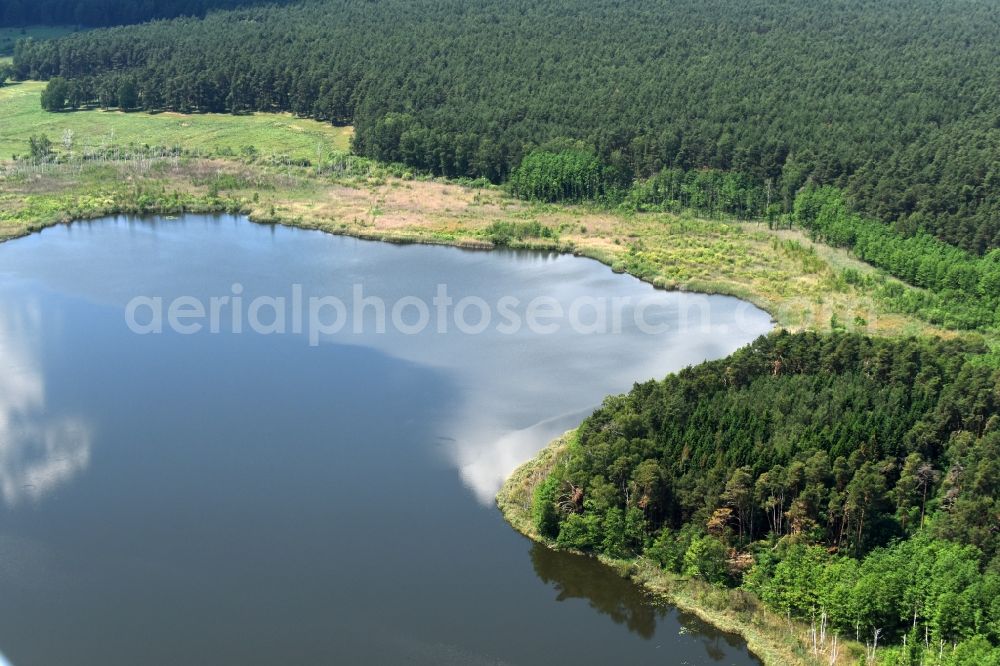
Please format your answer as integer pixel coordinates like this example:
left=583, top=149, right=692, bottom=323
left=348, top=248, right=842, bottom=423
left=0, top=80, right=353, bottom=160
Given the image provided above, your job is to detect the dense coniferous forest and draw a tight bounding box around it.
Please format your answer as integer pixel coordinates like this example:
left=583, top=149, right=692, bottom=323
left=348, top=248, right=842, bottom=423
left=0, top=0, right=294, bottom=27
left=534, top=332, right=1000, bottom=663
left=12, top=0, right=1000, bottom=254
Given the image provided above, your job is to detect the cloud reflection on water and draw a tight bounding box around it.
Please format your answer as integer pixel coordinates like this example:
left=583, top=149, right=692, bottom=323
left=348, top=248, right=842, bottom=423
left=0, top=220, right=771, bottom=510
left=0, top=299, right=91, bottom=506
left=445, top=410, right=590, bottom=505
left=435, top=309, right=769, bottom=505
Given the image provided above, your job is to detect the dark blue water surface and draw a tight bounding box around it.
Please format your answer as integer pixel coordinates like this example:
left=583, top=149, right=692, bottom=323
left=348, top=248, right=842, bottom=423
left=0, top=216, right=771, bottom=665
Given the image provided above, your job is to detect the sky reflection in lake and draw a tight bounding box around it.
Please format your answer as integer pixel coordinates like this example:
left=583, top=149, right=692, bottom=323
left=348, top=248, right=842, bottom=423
left=0, top=294, right=91, bottom=506
left=0, top=215, right=768, bottom=666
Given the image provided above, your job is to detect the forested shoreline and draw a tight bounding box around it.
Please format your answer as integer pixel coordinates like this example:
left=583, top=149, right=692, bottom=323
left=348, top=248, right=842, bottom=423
left=529, top=332, right=1000, bottom=664
left=11, top=0, right=1000, bottom=254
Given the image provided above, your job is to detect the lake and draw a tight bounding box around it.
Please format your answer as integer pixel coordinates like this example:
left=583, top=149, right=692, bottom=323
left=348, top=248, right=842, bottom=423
left=0, top=215, right=771, bottom=665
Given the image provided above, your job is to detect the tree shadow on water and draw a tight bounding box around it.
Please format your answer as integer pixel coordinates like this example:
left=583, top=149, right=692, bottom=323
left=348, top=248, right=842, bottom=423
left=529, top=543, right=762, bottom=664
left=529, top=543, right=662, bottom=639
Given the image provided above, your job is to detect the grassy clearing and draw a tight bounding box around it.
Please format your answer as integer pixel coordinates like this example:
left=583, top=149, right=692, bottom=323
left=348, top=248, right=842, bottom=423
left=497, top=433, right=865, bottom=666
left=0, top=25, right=79, bottom=55
left=0, top=81, right=353, bottom=160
